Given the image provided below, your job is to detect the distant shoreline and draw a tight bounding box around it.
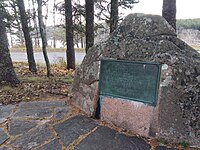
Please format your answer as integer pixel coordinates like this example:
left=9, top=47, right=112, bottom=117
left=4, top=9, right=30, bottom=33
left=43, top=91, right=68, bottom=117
left=9, top=46, right=199, bottom=52
left=10, top=51, right=85, bottom=64
left=9, top=47, right=85, bottom=53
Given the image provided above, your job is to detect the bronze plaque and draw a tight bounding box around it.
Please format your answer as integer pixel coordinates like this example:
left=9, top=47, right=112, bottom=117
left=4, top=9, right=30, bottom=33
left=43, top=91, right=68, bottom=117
left=99, top=59, right=161, bottom=106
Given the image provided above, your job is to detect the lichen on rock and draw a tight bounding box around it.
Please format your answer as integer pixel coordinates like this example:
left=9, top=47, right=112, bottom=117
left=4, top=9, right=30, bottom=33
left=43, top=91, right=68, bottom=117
left=72, top=13, right=200, bottom=146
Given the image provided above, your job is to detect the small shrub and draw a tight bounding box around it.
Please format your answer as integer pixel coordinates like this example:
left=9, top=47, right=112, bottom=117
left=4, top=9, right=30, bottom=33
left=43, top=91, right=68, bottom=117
left=53, top=57, right=66, bottom=69
left=156, top=138, right=169, bottom=145
left=59, top=76, right=74, bottom=84
left=179, top=141, right=190, bottom=148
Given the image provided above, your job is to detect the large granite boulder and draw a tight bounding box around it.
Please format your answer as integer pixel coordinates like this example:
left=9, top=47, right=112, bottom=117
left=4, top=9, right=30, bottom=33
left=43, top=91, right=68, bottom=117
left=72, top=13, right=200, bottom=146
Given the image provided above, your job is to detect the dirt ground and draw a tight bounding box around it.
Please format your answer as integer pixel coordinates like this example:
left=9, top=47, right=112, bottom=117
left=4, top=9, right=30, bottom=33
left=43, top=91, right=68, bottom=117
left=0, top=62, right=74, bottom=105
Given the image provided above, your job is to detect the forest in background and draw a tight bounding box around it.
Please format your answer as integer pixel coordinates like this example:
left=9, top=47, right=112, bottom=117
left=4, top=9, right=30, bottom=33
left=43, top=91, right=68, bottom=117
left=177, top=18, right=200, bottom=48
left=0, top=0, right=199, bottom=85
left=177, top=18, right=200, bottom=30
left=2, top=0, right=199, bottom=52
left=2, top=0, right=138, bottom=50
left=9, top=18, right=200, bottom=50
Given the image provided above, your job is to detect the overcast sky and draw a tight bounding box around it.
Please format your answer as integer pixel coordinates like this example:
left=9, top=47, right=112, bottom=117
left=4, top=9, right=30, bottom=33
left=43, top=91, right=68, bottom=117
left=46, top=0, right=200, bottom=19
left=37, top=0, right=200, bottom=26
left=131, top=0, right=200, bottom=19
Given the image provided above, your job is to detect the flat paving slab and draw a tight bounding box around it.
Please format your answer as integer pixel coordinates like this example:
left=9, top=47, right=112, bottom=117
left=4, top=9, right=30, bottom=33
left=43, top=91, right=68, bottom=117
left=18, top=100, right=66, bottom=109
left=53, top=115, right=98, bottom=147
left=35, top=139, right=62, bottom=150
left=8, top=120, right=38, bottom=136
left=0, top=147, right=13, bottom=150
left=10, top=125, right=54, bottom=150
left=0, top=128, right=8, bottom=145
left=155, top=146, right=177, bottom=150
left=54, top=107, right=68, bottom=121
left=75, top=126, right=151, bottom=150
left=13, top=107, right=53, bottom=119
left=0, top=105, right=15, bottom=124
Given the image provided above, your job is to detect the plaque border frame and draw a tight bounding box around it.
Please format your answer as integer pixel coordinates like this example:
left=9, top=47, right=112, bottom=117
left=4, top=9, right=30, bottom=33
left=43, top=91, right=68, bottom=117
left=98, top=59, right=161, bottom=107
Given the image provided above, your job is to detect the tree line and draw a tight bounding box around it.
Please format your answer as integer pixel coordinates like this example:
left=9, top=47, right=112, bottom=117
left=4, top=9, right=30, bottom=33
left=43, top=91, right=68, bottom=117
left=0, top=0, right=177, bottom=85
left=177, top=18, right=200, bottom=31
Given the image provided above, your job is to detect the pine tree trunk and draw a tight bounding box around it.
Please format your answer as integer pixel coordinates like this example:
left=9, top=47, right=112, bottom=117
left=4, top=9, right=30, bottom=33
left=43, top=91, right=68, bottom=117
left=27, top=0, right=32, bottom=27
left=14, top=7, right=24, bottom=46
left=110, top=0, right=118, bottom=34
left=17, top=0, right=37, bottom=73
left=37, top=0, right=52, bottom=77
left=18, top=25, right=24, bottom=46
left=162, top=0, right=176, bottom=31
left=9, top=29, right=14, bottom=48
left=10, top=1, right=24, bottom=46
left=81, top=36, right=84, bottom=48
left=0, top=13, right=20, bottom=85
left=65, top=0, right=75, bottom=69
left=85, top=0, right=94, bottom=53
left=32, top=0, right=40, bottom=48
left=53, top=0, right=56, bottom=48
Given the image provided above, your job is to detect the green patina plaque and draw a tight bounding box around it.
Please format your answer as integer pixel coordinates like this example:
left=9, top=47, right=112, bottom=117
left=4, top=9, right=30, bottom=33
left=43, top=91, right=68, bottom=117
left=99, top=59, right=161, bottom=106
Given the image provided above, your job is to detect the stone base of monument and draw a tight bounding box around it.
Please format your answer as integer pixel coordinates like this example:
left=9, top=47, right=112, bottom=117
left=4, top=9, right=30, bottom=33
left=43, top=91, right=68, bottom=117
left=101, top=97, right=158, bottom=137
left=71, top=13, right=200, bottom=147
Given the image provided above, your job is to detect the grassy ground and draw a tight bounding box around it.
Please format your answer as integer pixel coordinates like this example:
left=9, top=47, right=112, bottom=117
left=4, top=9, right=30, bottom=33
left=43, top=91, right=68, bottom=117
left=0, top=62, right=74, bottom=104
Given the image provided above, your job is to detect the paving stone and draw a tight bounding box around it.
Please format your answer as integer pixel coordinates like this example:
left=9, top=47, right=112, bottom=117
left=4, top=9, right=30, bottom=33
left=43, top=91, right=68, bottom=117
left=10, top=125, right=54, bottom=150
left=75, top=126, right=151, bottom=150
left=18, top=101, right=66, bottom=109
left=0, top=105, right=15, bottom=123
left=8, top=120, right=38, bottom=136
left=53, top=115, right=98, bottom=147
left=0, top=128, right=8, bottom=145
left=14, top=107, right=53, bottom=119
left=155, top=146, right=177, bottom=150
left=54, top=107, right=68, bottom=120
left=0, top=147, right=13, bottom=150
left=35, top=139, right=62, bottom=150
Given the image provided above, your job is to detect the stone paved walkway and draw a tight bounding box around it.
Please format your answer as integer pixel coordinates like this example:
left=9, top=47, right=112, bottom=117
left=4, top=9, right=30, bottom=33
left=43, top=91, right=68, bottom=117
left=0, top=100, right=186, bottom=150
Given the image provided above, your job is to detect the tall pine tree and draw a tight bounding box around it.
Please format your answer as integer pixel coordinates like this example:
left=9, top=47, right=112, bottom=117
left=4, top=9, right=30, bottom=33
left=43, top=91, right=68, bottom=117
left=110, top=0, right=139, bottom=33
left=37, top=0, right=52, bottom=76
left=85, top=0, right=94, bottom=53
left=162, top=0, right=176, bottom=30
left=65, top=0, right=75, bottom=69
left=110, top=0, right=118, bottom=34
left=0, top=10, right=19, bottom=85
left=17, top=0, right=37, bottom=73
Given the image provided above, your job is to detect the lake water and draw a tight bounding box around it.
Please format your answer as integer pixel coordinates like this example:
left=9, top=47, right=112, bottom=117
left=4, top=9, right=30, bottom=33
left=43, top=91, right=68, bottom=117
left=10, top=51, right=200, bottom=65
left=10, top=52, right=86, bottom=65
